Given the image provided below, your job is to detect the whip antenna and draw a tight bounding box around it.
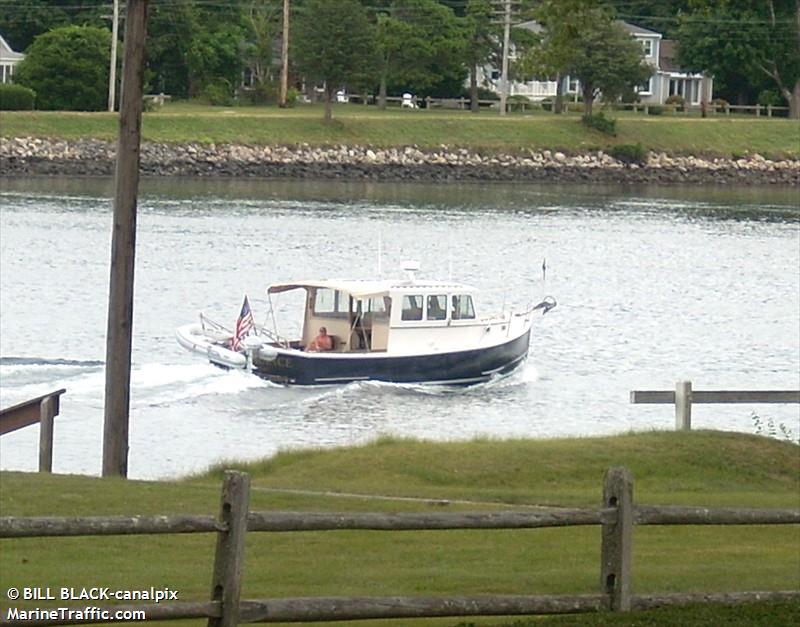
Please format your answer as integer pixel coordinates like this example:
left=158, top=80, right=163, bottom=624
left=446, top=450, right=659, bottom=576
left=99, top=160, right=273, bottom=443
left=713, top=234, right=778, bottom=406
left=377, top=231, right=383, bottom=277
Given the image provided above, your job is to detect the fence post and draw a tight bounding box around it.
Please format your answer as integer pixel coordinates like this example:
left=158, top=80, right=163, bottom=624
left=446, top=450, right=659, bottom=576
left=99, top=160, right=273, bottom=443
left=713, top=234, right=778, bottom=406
left=767, top=104, right=773, bottom=117
left=675, top=380, right=692, bottom=431
left=601, top=467, right=633, bottom=612
left=38, top=395, right=57, bottom=472
left=208, top=471, right=251, bottom=627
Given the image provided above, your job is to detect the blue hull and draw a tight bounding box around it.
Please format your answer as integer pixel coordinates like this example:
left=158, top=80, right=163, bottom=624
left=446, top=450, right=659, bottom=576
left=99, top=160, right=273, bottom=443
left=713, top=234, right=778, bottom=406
left=250, top=330, right=531, bottom=385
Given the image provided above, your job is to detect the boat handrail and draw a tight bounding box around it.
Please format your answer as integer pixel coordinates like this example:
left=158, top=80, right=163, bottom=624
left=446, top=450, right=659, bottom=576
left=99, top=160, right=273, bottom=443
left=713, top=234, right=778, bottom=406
left=200, top=312, right=232, bottom=334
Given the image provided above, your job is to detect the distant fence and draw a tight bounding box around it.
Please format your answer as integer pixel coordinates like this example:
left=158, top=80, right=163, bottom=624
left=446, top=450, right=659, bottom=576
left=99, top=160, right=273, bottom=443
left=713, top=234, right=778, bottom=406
left=0, top=389, right=65, bottom=472
left=631, top=381, right=800, bottom=431
left=1, top=468, right=798, bottom=626
left=339, top=95, right=791, bottom=117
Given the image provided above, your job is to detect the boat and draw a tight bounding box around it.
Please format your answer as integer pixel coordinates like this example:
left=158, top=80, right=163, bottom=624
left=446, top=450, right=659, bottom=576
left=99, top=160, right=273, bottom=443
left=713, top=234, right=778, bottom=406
left=176, top=264, right=556, bottom=386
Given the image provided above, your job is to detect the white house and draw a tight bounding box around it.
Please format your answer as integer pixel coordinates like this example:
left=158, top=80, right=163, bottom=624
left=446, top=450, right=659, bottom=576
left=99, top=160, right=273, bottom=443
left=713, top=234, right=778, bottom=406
left=0, top=34, right=25, bottom=84
left=476, top=21, right=712, bottom=106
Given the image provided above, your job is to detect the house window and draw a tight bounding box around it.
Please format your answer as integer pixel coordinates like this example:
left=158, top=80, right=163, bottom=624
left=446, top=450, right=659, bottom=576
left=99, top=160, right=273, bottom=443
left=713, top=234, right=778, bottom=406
left=451, top=295, right=475, bottom=320
left=568, top=77, right=579, bottom=94
left=638, top=76, right=653, bottom=95
left=490, top=69, right=500, bottom=81
left=401, top=295, right=423, bottom=321
left=669, top=78, right=685, bottom=97
left=426, top=295, right=447, bottom=321
left=640, top=39, right=653, bottom=57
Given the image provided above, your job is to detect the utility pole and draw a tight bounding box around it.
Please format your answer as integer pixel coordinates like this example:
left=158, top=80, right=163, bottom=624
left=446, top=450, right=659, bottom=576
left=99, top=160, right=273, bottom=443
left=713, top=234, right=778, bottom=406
left=279, top=0, right=290, bottom=107
left=108, top=0, right=119, bottom=111
left=102, top=0, right=149, bottom=478
left=499, top=0, right=512, bottom=116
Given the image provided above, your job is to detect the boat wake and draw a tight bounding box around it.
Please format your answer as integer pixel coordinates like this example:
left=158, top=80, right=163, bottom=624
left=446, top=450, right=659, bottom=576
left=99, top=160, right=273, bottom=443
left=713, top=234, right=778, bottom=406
left=299, top=362, right=540, bottom=404
left=0, top=356, right=105, bottom=367
left=0, top=358, right=269, bottom=409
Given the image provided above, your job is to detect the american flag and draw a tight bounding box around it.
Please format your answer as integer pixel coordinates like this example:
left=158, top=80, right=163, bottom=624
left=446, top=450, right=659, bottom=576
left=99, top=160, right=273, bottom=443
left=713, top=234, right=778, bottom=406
left=231, top=295, right=254, bottom=351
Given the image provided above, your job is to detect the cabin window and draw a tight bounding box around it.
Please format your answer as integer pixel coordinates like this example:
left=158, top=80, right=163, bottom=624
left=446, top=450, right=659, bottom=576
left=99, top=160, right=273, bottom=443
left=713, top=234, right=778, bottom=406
left=426, top=295, right=447, bottom=321
left=401, top=295, right=423, bottom=321
left=451, top=295, right=475, bottom=320
left=312, top=288, right=348, bottom=318
left=366, top=296, right=390, bottom=319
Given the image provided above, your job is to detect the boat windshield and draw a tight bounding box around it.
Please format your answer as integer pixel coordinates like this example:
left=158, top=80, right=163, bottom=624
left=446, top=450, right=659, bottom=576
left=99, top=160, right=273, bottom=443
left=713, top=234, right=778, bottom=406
left=401, top=295, right=423, bottom=321
left=312, top=288, right=349, bottom=318
left=452, top=294, right=476, bottom=320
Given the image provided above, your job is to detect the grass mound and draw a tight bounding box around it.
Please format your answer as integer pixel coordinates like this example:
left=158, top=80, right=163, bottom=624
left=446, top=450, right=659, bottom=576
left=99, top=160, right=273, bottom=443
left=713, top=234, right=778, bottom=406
left=1, top=431, right=797, bottom=627
left=197, top=430, right=800, bottom=508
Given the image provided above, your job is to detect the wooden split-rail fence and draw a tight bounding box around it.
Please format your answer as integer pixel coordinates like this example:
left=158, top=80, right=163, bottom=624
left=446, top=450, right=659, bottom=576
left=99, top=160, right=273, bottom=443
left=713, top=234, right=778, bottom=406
left=630, top=380, right=800, bottom=431
left=1, top=468, right=798, bottom=626
left=0, top=389, right=65, bottom=473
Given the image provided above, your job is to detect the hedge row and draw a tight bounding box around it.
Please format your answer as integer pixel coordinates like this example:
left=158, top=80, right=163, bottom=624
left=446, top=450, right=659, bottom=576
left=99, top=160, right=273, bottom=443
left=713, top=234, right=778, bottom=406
left=0, top=84, right=36, bottom=110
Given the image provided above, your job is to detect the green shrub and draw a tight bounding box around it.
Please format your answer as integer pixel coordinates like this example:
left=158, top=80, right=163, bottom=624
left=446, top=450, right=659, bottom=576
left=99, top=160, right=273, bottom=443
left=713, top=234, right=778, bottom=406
left=507, top=94, right=531, bottom=112
left=13, top=25, right=110, bottom=110
left=647, top=105, right=664, bottom=115
left=284, top=87, right=300, bottom=107
left=540, top=98, right=553, bottom=112
left=582, top=111, right=616, bottom=136
left=757, top=89, right=785, bottom=107
left=665, top=94, right=685, bottom=111
left=609, top=143, right=647, bottom=165
left=0, top=83, right=36, bottom=110
left=202, top=80, right=233, bottom=106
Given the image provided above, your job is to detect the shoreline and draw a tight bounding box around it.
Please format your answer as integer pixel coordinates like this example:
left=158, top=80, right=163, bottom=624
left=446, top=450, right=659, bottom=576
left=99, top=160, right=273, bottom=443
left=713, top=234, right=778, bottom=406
left=2, top=137, right=798, bottom=185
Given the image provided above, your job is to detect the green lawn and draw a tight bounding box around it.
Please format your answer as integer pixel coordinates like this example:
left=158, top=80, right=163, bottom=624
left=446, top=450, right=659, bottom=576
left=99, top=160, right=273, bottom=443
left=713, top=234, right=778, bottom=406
left=0, top=431, right=798, bottom=627
left=2, top=102, right=798, bottom=157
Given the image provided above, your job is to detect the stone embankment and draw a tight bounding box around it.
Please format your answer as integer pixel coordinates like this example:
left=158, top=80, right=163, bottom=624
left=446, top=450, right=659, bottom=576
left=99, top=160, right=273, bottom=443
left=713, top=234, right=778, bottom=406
left=2, top=137, right=798, bottom=185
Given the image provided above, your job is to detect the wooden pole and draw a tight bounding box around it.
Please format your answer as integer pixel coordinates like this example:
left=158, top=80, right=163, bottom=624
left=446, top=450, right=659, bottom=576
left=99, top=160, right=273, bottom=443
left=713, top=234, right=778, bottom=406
left=102, top=0, right=149, bottom=478
left=600, top=467, right=633, bottom=612
left=675, top=380, right=692, bottom=431
left=108, top=0, right=119, bottom=112
left=499, top=0, right=511, bottom=116
left=38, top=396, right=56, bottom=472
left=278, top=0, right=290, bottom=107
left=209, top=471, right=251, bottom=627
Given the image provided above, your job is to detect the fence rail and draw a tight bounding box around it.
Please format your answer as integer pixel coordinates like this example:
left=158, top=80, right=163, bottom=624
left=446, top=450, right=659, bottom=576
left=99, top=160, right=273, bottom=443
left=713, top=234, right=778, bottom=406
left=0, top=389, right=65, bottom=473
left=336, top=95, right=791, bottom=116
left=1, top=468, right=798, bottom=626
left=630, top=381, right=800, bottom=430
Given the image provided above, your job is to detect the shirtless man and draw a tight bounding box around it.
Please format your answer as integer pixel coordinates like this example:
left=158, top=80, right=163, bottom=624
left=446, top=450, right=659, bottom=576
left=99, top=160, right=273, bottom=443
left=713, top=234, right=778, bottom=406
left=307, top=326, right=333, bottom=352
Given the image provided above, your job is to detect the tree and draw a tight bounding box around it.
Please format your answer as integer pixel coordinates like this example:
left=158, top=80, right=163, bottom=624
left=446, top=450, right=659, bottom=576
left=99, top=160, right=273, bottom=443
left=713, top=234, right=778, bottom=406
left=374, top=0, right=467, bottom=106
left=14, top=25, right=110, bottom=110
left=0, top=0, right=106, bottom=52
left=465, top=0, right=499, bottom=112
left=517, top=0, right=651, bottom=116
left=293, top=0, right=377, bottom=122
left=146, top=0, right=248, bottom=100
left=242, top=0, right=282, bottom=100
left=678, top=0, right=800, bottom=118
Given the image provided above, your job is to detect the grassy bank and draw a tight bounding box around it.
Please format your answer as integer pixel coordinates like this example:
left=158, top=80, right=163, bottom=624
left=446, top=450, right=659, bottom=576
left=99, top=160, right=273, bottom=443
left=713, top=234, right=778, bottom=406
left=2, top=102, right=799, bottom=158
left=1, top=431, right=798, bottom=627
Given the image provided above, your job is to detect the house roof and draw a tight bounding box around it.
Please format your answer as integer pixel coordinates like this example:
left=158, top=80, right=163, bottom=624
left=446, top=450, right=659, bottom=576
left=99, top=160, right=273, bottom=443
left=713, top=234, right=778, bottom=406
left=0, top=34, right=25, bottom=62
left=618, top=21, right=662, bottom=38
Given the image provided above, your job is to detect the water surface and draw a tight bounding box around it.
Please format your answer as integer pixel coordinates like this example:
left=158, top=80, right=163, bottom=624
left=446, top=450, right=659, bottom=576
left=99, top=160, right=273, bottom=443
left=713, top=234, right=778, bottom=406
left=1, top=177, right=798, bottom=479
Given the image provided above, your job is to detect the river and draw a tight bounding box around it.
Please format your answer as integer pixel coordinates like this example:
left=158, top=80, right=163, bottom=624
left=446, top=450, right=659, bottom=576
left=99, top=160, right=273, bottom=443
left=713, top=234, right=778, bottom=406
left=1, top=177, right=798, bottom=479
